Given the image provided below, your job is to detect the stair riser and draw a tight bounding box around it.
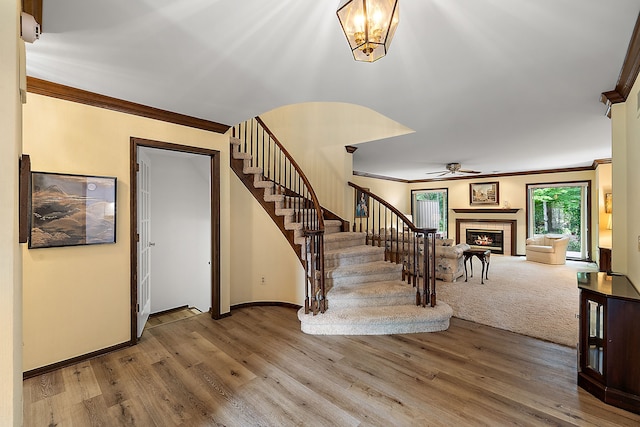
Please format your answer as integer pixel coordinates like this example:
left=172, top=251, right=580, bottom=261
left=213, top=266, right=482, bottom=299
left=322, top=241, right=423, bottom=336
left=325, top=226, right=342, bottom=235
left=328, top=295, right=416, bottom=309
left=324, top=238, right=367, bottom=251
left=300, top=318, right=450, bottom=335
left=324, top=252, right=385, bottom=269
left=327, top=272, right=402, bottom=287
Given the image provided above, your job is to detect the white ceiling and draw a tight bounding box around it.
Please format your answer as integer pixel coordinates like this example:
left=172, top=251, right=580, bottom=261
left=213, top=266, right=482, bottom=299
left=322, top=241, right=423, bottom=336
left=25, top=0, right=640, bottom=181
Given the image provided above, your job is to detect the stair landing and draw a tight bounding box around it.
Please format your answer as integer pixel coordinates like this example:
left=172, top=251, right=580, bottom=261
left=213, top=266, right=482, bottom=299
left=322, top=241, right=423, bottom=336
left=298, top=303, right=453, bottom=335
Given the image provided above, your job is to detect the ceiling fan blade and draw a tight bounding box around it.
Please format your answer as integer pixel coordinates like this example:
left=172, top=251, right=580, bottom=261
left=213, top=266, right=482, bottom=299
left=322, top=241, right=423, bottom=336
left=459, top=169, right=481, bottom=174
left=425, top=170, right=447, bottom=175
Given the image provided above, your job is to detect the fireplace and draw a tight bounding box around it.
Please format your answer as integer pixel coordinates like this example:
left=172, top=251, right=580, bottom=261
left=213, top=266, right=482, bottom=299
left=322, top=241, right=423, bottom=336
left=466, top=229, right=504, bottom=254
left=456, top=219, right=517, bottom=256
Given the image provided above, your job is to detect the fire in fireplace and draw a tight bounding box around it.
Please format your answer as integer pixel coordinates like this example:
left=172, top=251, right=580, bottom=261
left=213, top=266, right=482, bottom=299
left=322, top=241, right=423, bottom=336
left=466, top=229, right=504, bottom=254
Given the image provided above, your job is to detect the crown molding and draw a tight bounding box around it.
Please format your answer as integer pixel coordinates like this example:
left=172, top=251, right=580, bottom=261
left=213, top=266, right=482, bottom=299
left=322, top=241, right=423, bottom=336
left=353, top=161, right=608, bottom=184
left=593, top=158, right=612, bottom=167
left=22, top=0, right=43, bottom=31
left=601, top=12, right=640, bottom=117
left=352, top=170, right=409, bottom=183
left=26, top=77, right=230, bottom=134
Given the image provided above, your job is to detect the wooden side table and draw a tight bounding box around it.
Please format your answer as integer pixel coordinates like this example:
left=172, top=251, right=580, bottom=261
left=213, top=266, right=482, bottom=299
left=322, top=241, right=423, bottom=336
left=463, top=249, right=491, bottom=284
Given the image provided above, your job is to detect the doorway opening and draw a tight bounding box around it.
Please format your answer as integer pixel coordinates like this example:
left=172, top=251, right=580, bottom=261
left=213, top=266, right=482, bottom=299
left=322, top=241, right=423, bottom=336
left=526, top=181, right=591, bottom=260
left=130, top=137, right=221, bottom=343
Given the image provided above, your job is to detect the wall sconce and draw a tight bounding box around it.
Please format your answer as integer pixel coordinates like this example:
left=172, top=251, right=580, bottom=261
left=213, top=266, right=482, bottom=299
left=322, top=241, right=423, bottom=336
left=337, top=0, right=399, bottom=62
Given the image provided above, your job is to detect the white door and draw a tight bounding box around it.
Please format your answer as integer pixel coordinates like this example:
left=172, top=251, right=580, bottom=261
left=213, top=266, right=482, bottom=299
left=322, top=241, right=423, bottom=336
left=137, top=148, right=152, bottom=337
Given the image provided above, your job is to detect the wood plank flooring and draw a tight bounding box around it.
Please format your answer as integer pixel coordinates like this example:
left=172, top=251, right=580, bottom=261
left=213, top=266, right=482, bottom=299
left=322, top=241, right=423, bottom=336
left=23, top=306, right=640, bottom=426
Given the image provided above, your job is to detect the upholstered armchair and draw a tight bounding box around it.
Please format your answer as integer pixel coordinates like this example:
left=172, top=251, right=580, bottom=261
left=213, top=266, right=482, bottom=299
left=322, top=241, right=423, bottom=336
left=525, top=234, right=570, bottom=265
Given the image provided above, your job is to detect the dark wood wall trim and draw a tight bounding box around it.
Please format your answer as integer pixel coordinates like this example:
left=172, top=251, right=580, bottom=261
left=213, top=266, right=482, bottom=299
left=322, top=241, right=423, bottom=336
left=601, top=12, right=640, bottom=114
left=23, top=341, right=130, bottom=379
left=130, top=137, right=222, bottom=345
left=230, top=301, right=302, bottom=311
left=525, top=180, right=593, bottom=262
left=352, top=170, right=410, bottom=183
left=353, top=161, right=606, bottom=184
left=19, top=154, right=31, bottom=243
left=27, top=77, right=230, bottom=134
left=22, top=0, right=42, bottom=30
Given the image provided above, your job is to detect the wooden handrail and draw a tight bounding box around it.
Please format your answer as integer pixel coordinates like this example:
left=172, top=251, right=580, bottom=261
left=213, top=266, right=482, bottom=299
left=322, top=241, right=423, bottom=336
left=232, top=117, right=326, bottom=314
left=255, top=117, right=324, bottom=230
left=348, top=182, right=438, bottom=307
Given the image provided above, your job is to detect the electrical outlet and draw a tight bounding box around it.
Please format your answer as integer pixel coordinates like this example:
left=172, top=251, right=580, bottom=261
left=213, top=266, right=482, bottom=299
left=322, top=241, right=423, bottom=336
left=261, top=276, right=266, bottom=285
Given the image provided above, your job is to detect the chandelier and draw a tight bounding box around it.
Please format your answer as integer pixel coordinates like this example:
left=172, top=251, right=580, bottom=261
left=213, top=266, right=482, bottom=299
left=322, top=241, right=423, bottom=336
left=337, top=0, right=399, bottom=62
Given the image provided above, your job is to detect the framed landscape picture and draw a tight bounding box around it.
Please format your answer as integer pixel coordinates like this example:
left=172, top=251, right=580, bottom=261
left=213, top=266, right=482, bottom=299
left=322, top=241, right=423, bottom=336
left=470, top=182, right=499, bottom=205
left=29, top=172, right=117, bottom=249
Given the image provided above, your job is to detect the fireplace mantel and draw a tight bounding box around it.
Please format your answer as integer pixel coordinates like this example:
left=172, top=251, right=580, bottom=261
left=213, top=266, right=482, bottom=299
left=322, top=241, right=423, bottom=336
left=453, top=208, right=520, bottom=214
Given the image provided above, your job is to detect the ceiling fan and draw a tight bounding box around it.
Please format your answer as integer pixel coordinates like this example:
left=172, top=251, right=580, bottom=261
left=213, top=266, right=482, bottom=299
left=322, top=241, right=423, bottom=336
left=426, top=163, right=481, bottom=177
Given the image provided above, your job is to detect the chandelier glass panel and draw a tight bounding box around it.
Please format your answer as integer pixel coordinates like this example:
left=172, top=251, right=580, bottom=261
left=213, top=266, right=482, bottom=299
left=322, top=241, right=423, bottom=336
left=337, top=0, right=399, bottom=62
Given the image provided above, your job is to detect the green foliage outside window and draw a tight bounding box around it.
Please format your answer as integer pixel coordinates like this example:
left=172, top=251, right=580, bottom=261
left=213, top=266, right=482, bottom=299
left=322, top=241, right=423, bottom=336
left=532, top=186, right=582, bottom=251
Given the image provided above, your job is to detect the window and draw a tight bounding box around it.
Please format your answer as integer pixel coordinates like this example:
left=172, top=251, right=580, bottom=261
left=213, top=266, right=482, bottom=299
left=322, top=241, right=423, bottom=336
left=411, top=188, right=448, bottom=238
left=526, top=182, right=590, bottom=260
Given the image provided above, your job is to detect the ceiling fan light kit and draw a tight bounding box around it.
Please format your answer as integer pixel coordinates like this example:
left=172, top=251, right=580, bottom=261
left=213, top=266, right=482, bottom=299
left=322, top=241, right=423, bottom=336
left=426, top=163, right=482, bottom=177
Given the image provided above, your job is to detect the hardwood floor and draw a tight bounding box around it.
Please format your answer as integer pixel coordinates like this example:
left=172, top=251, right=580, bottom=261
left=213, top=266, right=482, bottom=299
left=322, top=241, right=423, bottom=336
left=23, top=306, right=640, bottom=426
left=145, top=307, right=202, bottom=330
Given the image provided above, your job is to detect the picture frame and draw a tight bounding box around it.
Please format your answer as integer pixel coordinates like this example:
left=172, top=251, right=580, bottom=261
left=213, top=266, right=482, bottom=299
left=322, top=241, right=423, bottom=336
left=470, top=182, right=499, bottom=205
left=604, top=192, right=612, bottom=213
left=30, top=172, right=117, bottom=249
left=355, top=188, right=370, bottom=218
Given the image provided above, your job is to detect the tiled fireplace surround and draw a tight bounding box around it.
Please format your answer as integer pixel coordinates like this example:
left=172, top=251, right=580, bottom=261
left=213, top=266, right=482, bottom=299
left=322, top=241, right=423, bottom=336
left=455, top=219, right=517, bottom=256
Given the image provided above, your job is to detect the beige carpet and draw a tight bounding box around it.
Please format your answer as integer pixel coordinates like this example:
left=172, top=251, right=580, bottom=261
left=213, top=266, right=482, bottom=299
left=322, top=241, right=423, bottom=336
left=437, top=255, right=598, bottom=347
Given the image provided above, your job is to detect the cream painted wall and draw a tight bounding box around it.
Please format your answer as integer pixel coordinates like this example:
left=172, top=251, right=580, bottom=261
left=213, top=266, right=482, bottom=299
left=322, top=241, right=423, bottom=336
left=0, top=0, right=23, bottom=424
left=611, top=76, right=640, bottom=286
left=351, top=175, right=411, bottom=215
left=260, top=102, right=405, bottom=219
left=22, top=94, right=231, bottom=371
left=354, top=171, right=598, bottom=256
left=229, top=175, right=305, bottom=306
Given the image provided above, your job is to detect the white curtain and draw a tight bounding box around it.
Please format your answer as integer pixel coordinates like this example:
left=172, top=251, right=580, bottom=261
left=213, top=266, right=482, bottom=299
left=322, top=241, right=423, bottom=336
left=415, top=200, right=440, bottom=229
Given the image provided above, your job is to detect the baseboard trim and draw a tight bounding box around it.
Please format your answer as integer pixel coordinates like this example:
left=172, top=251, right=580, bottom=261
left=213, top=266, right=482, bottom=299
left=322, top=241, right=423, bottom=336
left=23, top=341, right=132, bottom=380
left=230, top=301, right=302, bottom=311
left=23, top=303, right=301, bottom=379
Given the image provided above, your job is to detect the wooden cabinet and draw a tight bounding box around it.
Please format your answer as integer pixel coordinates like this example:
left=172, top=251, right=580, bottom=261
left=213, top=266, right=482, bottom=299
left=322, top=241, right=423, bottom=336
left=598, top=247, right=612, bottom=272
left=577, top=272, right=640, bottom=414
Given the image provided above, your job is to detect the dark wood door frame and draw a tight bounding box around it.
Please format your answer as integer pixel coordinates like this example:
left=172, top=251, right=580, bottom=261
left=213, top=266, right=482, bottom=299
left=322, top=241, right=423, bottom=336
left=130, top=137, right=221, bottom=344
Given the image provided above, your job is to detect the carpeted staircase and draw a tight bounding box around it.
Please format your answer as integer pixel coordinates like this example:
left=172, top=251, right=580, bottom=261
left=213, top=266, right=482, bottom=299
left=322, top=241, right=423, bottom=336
left=231, top=136, right=452, bottom=335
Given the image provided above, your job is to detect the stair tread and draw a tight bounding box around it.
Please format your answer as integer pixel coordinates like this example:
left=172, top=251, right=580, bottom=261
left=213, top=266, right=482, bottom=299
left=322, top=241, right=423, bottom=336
left=324, top=232, right=366, bottom=242
left=325, top=245, right=384, bottom=258
left=328, top=280, right=414, bottom=298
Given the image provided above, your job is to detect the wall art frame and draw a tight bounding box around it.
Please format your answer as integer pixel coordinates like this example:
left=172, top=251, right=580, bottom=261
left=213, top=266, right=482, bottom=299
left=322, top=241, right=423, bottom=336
left=470, top=181, right=499, bottom=205
left=355, top=188, right=370, bottom=218
left=29, top=171, right=117, bottom=249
